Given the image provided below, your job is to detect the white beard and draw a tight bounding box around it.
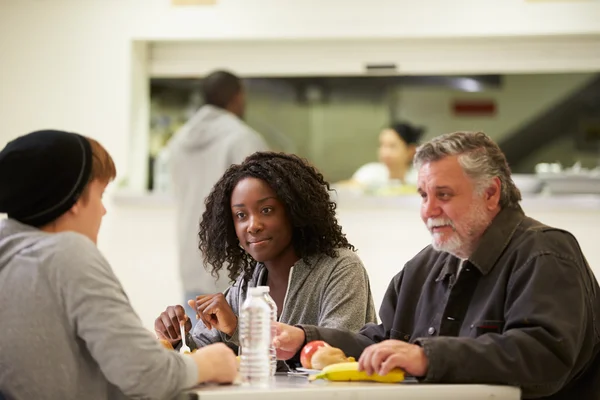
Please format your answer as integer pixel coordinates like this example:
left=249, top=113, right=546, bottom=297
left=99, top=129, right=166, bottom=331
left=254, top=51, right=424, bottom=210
left=427, top=199, right=490, bottom=258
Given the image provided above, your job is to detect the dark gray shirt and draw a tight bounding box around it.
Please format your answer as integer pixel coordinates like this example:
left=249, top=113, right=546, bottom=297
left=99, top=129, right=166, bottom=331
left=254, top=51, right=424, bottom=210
left=301, top=207, right=600, bottom=399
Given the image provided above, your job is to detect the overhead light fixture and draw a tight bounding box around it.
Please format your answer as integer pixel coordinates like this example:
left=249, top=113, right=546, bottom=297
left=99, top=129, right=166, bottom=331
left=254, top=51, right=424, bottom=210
left=454, top=78, right=485, bottom=92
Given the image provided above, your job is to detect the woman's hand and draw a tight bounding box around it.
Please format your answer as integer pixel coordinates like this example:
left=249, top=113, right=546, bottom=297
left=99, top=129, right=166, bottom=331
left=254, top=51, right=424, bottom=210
left=154, top=305, right=191, bottom=347
left=189, top=293, right=238, bottom=337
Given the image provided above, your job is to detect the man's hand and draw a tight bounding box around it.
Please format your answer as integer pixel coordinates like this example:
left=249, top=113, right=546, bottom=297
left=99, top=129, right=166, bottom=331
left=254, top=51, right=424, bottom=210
left=188, top=293, right=237, bottom=336
left=191, top=343, right=237, bottom=384
left=272, top=322, right=306, bottom=360
left=358, top=339, right=428, bottom=377
left=154, top=305, right=192, bottom=347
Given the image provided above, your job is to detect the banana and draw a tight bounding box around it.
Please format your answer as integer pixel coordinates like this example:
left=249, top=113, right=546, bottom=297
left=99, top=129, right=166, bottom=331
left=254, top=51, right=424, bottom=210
left=309, top=361, right=405, bottom=383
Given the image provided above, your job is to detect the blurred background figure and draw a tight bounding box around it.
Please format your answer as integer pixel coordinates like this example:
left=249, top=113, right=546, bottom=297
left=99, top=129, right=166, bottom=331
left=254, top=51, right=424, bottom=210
left=343, top=122, right=425, bottom=193
left=166, top=70, right=269, bottom=319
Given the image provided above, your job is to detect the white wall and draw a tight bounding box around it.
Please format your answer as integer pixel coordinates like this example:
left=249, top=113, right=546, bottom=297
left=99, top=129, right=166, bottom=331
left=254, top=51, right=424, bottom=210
left=2, top=0, right=600, bottom=330
left=2, top=0, right=600, bottom=174
left=105, top=195, right=600, bottom=330
left=106, top=0, right=600, bottom=40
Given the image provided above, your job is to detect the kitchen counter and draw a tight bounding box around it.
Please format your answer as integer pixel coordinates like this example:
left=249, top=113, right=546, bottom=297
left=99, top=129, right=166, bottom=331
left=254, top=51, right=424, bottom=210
left=103, top=189, right=600, bottom=330
left=113, top=189, right=600, bottom=211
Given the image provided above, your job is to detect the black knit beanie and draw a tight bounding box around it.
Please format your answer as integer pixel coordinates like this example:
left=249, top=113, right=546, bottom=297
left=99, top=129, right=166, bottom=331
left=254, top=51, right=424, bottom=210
left=0, top=130, right=93, bottom=227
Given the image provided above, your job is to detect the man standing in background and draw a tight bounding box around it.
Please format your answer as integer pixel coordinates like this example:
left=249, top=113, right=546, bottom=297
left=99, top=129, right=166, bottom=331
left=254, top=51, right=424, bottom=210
left=167, top=70, right=269, bottom=318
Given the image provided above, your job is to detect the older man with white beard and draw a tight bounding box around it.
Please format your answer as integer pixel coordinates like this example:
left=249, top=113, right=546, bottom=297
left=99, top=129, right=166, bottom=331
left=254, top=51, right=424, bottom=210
left=273, top=131, right=600, bottom=400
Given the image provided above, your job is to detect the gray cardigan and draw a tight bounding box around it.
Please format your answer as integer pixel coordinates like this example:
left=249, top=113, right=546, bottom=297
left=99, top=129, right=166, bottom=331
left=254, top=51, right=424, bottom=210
left=188, top=248, right=377, bottom=353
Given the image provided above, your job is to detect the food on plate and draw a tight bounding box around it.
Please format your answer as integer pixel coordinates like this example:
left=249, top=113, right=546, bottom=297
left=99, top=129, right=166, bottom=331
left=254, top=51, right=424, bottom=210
left=309, top=361, right=405, bottom=383
left=300, top=340, right=330, bottom=369
left=159, top=339, right=174, bottom=350
left=310, top=346, right=355, bottom=370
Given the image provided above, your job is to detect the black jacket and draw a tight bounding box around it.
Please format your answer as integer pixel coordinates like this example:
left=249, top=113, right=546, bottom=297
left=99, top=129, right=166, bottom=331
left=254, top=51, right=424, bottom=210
left=300, top=206, right=600, bottom=399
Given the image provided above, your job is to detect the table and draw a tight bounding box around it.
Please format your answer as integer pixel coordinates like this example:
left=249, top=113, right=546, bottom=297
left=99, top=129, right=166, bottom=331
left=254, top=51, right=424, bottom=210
left=182, top=375, right=521, bottom=400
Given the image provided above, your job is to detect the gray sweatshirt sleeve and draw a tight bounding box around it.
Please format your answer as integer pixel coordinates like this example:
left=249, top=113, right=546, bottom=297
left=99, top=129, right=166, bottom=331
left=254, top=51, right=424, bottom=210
left=227, top=128, right=269, bottom=165
left=317, top=256, right=378, bottom=331
left=300, top=270, right=404, bottom=358
left=48, top=233, right=198, bottom=400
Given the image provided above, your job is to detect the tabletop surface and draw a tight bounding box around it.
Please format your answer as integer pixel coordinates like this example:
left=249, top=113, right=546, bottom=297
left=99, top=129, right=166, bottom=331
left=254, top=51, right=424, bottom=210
left=181, top=374, right=521, bottom=400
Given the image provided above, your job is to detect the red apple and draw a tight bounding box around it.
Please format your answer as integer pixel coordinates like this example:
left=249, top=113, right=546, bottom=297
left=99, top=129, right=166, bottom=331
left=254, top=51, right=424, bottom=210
left=300, top=340, right=330, bottom=369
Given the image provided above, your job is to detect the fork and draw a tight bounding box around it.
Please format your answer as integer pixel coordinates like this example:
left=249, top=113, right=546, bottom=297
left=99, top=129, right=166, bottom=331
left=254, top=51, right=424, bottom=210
left=179, top=321, right=191, bottom=354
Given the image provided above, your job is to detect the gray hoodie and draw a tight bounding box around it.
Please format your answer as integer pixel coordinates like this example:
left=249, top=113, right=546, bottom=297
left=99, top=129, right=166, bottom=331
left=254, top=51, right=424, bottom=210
left=167, top=105, right=269, bottom=295
left=0, top=219, right=197, bottom=400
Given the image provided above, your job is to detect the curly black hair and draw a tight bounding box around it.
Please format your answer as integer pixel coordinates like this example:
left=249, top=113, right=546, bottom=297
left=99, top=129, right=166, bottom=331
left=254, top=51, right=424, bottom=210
left=198, top=151, right=355, bottom=284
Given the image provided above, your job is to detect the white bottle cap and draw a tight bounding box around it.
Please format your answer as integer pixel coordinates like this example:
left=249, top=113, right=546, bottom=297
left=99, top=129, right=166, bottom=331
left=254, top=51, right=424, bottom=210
left=255, top=286, right=270, bottom=293
left=248, top=287, right=265, bottom=296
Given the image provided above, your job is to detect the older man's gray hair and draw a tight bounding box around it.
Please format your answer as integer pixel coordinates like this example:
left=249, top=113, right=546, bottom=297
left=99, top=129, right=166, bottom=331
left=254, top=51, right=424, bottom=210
left=413, top=131, right=522, bottom=209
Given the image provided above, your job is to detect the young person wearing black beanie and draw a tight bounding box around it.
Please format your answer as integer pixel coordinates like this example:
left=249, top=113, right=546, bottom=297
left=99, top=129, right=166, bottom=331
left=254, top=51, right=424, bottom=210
left=0, top=130, right=236, bottom=400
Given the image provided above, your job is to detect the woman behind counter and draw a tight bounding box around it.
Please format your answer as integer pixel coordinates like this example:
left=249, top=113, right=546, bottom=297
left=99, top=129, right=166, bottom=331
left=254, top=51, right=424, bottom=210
left=350, top=122, right=425, bottom=189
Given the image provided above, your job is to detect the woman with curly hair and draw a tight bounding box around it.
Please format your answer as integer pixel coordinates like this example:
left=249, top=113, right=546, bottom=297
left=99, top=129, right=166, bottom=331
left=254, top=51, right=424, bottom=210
left=155, top=152, right=377, bottom=365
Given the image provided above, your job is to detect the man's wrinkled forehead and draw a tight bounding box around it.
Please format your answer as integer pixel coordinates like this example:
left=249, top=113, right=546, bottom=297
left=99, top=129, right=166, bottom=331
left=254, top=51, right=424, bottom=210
left=417, top=156, right=472, bottom=190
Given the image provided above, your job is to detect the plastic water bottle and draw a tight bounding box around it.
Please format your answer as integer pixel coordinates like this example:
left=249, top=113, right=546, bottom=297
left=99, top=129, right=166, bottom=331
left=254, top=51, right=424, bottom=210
left=239, top=287, right=271, bottom=387
left=257, top=286, right=278, bottom=376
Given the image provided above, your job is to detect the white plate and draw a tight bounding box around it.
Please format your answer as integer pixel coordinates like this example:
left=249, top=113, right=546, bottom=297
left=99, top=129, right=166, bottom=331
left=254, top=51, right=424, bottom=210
left=295, top=367, right=321, bottom=375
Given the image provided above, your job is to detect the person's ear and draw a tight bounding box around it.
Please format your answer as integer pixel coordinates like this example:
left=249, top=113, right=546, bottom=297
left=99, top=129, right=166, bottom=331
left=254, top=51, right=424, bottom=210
left=484, top=177, right=501, bottom=210
left=67, top=199, right=83, bottom=216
